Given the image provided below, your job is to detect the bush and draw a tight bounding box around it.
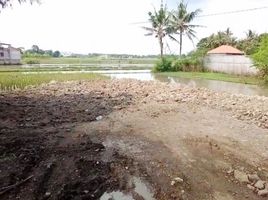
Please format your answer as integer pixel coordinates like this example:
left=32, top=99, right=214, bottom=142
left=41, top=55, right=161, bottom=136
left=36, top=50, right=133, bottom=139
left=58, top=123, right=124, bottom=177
left=252, top=35, right=268, bottom=78
left=24, top=58, right=40, bottom=65
left=153, top=57, right=173, bottom=72
left=153, top=56, right=205, bottom=72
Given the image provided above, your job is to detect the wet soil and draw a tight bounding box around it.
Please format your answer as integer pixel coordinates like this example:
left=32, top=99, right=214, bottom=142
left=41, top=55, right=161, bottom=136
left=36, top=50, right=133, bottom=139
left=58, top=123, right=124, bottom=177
left=0, top=83, right=145, bottom=200
left=0, top=80, right=268, bottom=200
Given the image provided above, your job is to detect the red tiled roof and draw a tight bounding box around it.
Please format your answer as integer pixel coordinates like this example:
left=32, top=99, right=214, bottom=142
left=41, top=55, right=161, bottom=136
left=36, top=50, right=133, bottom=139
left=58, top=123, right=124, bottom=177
left=207, top=45, right=244, bottom=55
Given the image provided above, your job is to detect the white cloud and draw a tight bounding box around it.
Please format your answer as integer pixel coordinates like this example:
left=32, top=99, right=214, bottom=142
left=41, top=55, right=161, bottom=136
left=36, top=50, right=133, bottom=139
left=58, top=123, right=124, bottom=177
left=0, top=0, right=267, bottom=55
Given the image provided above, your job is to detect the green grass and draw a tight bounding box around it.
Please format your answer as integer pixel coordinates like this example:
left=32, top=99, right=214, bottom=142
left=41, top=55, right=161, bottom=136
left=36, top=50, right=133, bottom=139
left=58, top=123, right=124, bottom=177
left=0, top=72, right=108, bottom=91
left=159, top=72, right=266, bottom=85
left=22, top=57, right=157, bottom=65
left=0, top=65, right=151, bottom=73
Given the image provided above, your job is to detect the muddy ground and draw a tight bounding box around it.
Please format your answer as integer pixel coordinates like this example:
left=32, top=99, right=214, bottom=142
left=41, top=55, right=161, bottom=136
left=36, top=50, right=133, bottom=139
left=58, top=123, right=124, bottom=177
left=0, top=80, right=268, bottom=200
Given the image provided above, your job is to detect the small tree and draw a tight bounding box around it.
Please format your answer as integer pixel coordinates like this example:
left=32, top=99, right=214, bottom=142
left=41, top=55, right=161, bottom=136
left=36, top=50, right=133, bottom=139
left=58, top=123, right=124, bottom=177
left=53, top=51, right=61, bottom=58
left=31, top=45, right=40, bottom=53
left=252, top=35, right=268, bottom=78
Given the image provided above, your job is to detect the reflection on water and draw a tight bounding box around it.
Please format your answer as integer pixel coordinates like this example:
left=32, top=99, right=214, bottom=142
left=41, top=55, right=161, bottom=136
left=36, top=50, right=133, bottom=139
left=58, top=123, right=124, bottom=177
left=154, top=74, right=268, bottom=97
left=106, top=72, right=154, bottom=81
left=132, top=177, right=155, bottom=200
left=100, top=176, right=155, bottom=200
left=105, top=71, right=268, bottom=97
left=100, top=191, right=134, bottom=200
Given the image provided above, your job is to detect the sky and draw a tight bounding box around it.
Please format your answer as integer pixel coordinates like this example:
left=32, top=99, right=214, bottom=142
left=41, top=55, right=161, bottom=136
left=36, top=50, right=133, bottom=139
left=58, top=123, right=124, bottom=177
left=0, top=0, right=268, bottom=55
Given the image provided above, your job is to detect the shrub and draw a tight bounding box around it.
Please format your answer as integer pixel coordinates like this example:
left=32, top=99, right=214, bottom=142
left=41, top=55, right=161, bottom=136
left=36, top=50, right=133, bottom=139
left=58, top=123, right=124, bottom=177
left=24, top=59, right=40, bottom=65
left=153, top=57, right=173, bottom=72
left=252, top=35, right=268, bottom=78
left=153, top=57, right=205, bottom=72
left=153, top=54, right=206, bottom=72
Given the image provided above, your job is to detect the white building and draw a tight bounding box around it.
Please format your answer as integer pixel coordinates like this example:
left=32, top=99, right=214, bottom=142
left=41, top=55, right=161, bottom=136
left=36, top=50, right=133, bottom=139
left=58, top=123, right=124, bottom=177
left=204, top=45, right=258, bottom=75
left=0, top=43, right=21, bottom=65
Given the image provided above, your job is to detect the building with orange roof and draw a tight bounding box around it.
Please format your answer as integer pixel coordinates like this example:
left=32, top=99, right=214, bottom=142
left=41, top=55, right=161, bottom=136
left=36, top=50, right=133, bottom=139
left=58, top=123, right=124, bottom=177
left=207, top=45, right=244, bottom=55
left=204, top=45, right=258, bottom=75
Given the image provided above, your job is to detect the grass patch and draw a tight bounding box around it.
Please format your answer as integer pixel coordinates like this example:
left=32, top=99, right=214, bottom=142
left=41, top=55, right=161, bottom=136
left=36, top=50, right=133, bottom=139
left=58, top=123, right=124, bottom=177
left=0, top=72, right=108, bottom=91
left=159, top=72, right=265, bottom=85
left=22, top=57, right=157, bottom=65
left=0, top=65, right=152, bottom=73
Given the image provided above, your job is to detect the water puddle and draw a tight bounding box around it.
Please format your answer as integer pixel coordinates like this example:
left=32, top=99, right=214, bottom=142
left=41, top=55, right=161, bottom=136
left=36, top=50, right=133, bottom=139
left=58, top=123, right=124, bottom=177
left=132, top=177, right=155, bottom=200
left=100, top=191, right=134, bottom=200
left=100, top=176, right=155, bottom=200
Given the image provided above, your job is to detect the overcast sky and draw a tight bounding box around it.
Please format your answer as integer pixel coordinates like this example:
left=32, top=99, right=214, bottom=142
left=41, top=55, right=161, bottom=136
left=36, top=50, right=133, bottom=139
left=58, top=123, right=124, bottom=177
left=0, top=0, right=268, bottom=55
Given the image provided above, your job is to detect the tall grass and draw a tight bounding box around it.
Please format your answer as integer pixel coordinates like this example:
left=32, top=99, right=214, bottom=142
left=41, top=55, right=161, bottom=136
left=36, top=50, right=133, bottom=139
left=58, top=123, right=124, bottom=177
left=0, top=72, right=107, bottom=91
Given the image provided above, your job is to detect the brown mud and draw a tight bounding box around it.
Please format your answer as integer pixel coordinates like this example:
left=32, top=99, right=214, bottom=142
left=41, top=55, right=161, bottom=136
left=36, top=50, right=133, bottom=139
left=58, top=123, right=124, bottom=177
left=0, top=80, right=268, bottom=200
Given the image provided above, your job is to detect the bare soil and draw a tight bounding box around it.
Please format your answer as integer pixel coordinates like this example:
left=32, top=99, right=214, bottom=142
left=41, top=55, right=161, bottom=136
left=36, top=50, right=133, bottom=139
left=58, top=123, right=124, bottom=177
left=0, top=80, right=268, bottom=200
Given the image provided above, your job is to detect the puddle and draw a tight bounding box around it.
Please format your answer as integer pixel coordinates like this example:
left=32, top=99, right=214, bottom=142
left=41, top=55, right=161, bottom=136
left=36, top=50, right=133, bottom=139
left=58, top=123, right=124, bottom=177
left=132, top=177, right=155, bottom=200
left=100, top=176, right=155, bottom=200
left=100, top=191, right=134, bottom=200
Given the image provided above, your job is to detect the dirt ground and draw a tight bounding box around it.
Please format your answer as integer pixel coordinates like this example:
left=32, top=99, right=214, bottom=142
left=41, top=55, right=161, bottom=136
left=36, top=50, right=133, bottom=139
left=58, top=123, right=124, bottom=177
left=0, top=80, right=268, bottom=200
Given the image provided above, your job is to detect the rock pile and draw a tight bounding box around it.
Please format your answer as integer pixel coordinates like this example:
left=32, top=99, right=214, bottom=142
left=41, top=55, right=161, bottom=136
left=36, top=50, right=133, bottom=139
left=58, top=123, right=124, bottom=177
left=232, top=169, right=268, bottom=197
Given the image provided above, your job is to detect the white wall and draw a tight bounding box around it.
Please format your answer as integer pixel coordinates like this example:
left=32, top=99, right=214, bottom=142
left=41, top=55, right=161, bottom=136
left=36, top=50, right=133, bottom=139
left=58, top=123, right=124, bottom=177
left=10, top=49, right=21, bottom=60
left=204, top=54, right=259, bottom=75
left=0, top=48, right=21, bottom=64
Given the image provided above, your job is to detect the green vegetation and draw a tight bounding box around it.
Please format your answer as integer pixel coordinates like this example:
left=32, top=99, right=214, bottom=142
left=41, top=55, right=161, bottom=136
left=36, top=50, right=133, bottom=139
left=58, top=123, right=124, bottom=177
left=159, top=72, right=265, bottom=85
left=23, top=45, right=61, bottom=58
left=22, top=57, right=157, bottom=65
left=252, top=35, right=268, bottom=80
left=153, top=26, right=268, bottom=81
left=195, top=28, right=268, bottom=56
left=153, top=56, right=204, bottom=72
left=0, top=72, right=107, bottom=91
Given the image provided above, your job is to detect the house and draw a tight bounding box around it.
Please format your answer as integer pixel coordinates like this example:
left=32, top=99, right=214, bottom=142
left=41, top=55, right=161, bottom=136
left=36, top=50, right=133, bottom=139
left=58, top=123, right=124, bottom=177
left=204, top=45, right=258, bottom=75
left=0, top=43, right=21, bottom=65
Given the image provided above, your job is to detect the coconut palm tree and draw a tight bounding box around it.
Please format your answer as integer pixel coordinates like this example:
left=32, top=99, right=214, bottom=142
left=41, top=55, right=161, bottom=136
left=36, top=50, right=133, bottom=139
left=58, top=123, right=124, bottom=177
left=0, top=0, right=38, bottom=10
left=143, top=1, right=170, bottom=58
left=245, top=29, right=257, bottom=40
left=170, top=0, right=202, bottom=56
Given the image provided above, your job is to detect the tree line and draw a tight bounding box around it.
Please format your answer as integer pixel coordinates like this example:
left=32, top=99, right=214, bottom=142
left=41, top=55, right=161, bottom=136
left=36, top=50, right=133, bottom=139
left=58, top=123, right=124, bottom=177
left=195, top=28, right=268, bottom=56
left=23, top=45, right=61, bottom=58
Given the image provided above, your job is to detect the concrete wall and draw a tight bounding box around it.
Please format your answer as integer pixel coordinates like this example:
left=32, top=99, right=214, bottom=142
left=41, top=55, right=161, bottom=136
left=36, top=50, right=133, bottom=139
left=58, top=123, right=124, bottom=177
left=204, top=54, right=259, bottom=75
left=0, top=49, right=9, bottom=60
left=9, top=49, right=21, bottom=64
left=0, top=48, right=21, bottom=64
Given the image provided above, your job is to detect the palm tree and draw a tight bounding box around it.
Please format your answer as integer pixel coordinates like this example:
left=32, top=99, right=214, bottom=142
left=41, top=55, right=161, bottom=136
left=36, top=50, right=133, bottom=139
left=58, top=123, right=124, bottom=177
left=0, top=0, right=38, bottom=10
left=245, top=29, right=257, bottom=40
left=223, top=28, right=237, bottom=45
left=170, top=0, right=202, bottom=56
left=143, top=1, right=170, bottom=58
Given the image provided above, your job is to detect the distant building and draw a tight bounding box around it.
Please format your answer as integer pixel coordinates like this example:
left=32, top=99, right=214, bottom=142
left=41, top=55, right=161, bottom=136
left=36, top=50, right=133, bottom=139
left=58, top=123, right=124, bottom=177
left=0, top=43, right=21, bottom=65
left=204, top=45, right=258, bottom=75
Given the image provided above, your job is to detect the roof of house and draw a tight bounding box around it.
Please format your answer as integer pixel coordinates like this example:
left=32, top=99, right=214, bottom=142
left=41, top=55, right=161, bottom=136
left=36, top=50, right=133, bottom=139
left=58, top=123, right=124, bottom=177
left=207, top=45, right=244, bottom=55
